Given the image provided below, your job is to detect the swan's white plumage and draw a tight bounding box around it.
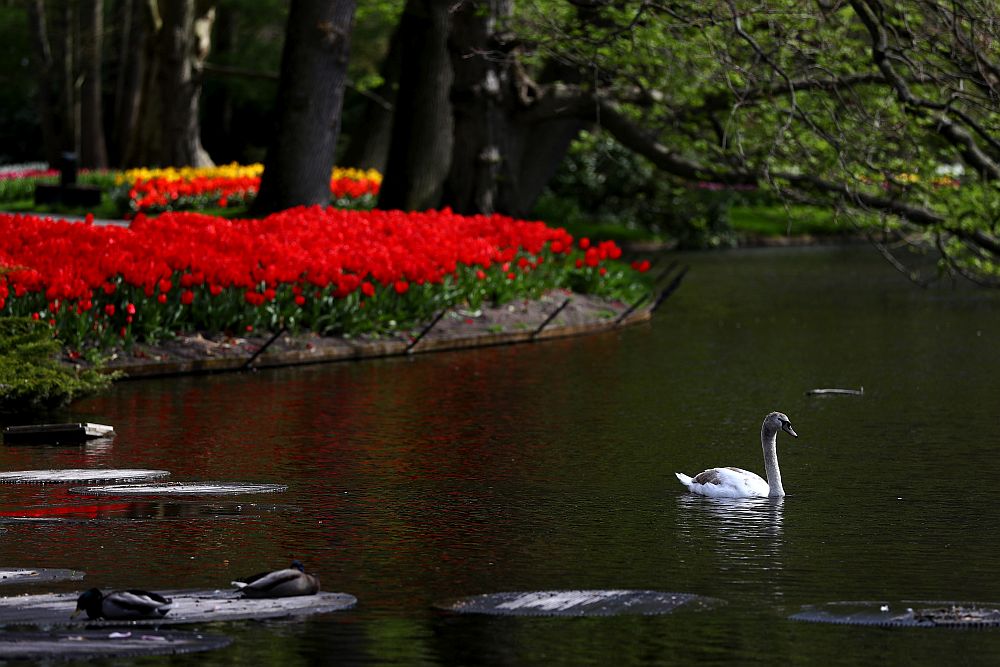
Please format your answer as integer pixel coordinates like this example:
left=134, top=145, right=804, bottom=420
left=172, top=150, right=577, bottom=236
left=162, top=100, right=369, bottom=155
left=676, top=411, right=797, bottom=499
left=674, top=468, right=769, bottom=498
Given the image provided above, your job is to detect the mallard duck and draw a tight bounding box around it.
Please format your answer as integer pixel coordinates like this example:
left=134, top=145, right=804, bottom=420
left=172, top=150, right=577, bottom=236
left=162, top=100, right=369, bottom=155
left=232, top=559, right=320, bottom=598
left=71, top=588, right=172, bottom=620
left=675, top=411, right=798, bottom=498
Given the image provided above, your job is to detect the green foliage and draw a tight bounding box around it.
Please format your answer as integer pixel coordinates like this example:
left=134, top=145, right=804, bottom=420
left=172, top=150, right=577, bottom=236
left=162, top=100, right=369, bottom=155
left=0, top=318, right=114, bottom=414
left=536, top=132, right=783, bottom=248
left=515, top=1, right=1000, bottom=280
left=729, top=205, right=843, bottom=238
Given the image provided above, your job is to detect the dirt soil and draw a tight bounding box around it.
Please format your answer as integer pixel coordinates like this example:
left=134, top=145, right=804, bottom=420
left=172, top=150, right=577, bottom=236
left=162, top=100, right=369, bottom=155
left=84, top=290, right=649, bottom=377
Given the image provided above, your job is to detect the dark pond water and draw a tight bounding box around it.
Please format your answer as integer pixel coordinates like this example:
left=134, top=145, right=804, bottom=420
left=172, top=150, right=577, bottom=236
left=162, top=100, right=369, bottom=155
left=3, top=244, right=1000, bottom=665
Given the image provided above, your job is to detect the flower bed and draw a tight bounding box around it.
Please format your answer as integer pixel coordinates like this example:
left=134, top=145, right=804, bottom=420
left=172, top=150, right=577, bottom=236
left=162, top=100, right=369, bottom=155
left=113, top=163, right=381, bottom=215
left=0, top=207, right=649, bottom=352
left=0, top=167, right=59, bottom=204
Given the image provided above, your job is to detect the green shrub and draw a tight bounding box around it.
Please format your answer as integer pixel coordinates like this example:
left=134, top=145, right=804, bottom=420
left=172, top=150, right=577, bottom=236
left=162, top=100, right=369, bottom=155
left=0, top=318, right=115, bottom=414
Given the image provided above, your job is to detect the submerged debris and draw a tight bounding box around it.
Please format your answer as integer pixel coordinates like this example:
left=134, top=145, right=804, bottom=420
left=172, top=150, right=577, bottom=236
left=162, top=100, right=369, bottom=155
left=791, top=601, right=1000, bottom=627
left=912, top=605, right=1000, bottom=627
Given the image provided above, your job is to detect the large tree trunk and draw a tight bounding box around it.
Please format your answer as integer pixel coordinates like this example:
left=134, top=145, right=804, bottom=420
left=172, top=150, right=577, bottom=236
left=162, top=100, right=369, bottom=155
left=442, top=0, right=503, bottom=215
left=112, top=0, right=148, bottom=166
left=339, top=19, right=403, bottom=172
left=251, top=0, right=357, bottom=216
left=200, top=4, right=236, bottom=161
left=50, top=0, right=76, bottom=156
left=377, top=0, right=453, bottom=211
left=159, top=0, right=215, bottom=166
left=24, top=0, right=62, bottom=164
left=442, top=0, right=585, bottom=217
left=130, top=0, right=215, bottom=167
left=78, top=0, right=107, bottom=168
left=25, top=0, right=85, bottom=165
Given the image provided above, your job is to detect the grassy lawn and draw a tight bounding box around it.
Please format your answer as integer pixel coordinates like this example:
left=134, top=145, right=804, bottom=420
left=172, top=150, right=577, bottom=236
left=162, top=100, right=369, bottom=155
left=1, top=196, right=250, bottom=221
left=1, top=196, right=125, bottom=220
left=729, top=204, right=847, bottom=237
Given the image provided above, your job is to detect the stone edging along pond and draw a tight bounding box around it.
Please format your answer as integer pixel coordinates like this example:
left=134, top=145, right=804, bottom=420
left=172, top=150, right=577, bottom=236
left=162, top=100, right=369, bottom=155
left=91, top=290, right=654, bottom=379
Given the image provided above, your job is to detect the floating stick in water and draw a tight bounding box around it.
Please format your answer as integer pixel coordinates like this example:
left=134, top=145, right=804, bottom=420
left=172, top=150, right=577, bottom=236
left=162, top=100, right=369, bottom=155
left=805, top=387, right=864, bottom=396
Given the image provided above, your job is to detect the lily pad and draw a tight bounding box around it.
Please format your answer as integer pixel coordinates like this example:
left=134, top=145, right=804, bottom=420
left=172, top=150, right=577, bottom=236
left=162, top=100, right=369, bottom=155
left=3, top=422, right=115, bottom=445
left=0, top=501, right=297, bottom=524
left=68, top=482, right=288, bottom=496
left=0, top=589, right=356, bottom=627
left=0, top=629, right=230, bottom=658
left=0, top=469, right=170, bottom=484
left=791, top=601, right=1000, bottom=628
left=0, top=568, right=85, bottom=585
left=437, top=590, right=722, bottom=617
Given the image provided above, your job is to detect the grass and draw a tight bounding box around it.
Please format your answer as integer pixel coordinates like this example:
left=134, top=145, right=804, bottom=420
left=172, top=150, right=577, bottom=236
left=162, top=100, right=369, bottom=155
left=548, top=218, right=670, bottom=245
left=1, top=196, right=125, bottom=220
left=0, top=196, right=251, bottom=222
left=549, top=203, right=849, bottom=248
left=729, top=204, right=846, bottom=237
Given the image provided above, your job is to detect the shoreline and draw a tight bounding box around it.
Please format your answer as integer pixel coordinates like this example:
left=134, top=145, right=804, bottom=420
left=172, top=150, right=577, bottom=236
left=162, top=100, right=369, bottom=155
left=78, top=290, right=653, bottom=379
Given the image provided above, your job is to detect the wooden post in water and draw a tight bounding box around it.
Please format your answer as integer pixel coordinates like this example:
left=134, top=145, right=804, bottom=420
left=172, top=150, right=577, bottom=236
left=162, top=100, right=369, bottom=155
left=405, top=310, right=448, bottom=353
left=531, top=298, right=572, bottom=340
left=650, top=265, right=689, bottom=314
left=243, top=326, right=287, bottom=370
left=615, top=293, right=651, bottom=325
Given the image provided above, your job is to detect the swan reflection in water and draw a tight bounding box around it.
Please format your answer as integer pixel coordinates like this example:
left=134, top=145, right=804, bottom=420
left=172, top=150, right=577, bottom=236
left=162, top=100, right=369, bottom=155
left=674, top=494, right=785, bottom=570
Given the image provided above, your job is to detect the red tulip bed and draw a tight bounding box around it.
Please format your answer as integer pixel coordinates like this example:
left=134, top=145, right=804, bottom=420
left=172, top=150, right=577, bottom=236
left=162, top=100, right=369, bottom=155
left=0, top=206, right=650, bottom=354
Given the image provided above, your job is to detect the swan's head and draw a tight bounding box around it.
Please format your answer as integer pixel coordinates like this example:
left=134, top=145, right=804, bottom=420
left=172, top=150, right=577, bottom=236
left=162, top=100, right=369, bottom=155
left=764, top=411, right=797, bottom=438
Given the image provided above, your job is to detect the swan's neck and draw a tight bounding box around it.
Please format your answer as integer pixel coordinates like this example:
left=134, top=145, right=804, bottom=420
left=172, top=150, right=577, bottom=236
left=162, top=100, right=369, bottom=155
left=761, top=424, right=785, bottom=497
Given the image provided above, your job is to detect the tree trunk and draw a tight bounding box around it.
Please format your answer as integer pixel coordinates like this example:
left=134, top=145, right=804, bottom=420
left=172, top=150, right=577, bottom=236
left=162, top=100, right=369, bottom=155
left=441, top=0, right=585, bottom=217
left=78, top=0, right=107, bottom=168
left=112, top=0, right=148, bottom=166
left=130, top=0, right=215, bottom=167
left=502, top=61, right=588, bottom=216
left=339, top=19, right=403, bottom=172
left=442, top=0, right=502, bottom=215
left=24, top=0, right=62, bottom=164
left=377, top=0, right=453, bottom=211
left=160, top=0, right=215, bottom=166
left=51, top=0, right=76, bottom=157
left=24, top=0, right=80, bottom=164
left=251, top=0, right=357, bottom=216
left=200, top=4, right=236, bottom=161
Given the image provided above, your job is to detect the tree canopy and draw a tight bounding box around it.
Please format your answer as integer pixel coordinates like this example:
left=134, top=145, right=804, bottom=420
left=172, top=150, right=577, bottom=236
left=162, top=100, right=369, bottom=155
left=484, top=0, right=1000, bottom=283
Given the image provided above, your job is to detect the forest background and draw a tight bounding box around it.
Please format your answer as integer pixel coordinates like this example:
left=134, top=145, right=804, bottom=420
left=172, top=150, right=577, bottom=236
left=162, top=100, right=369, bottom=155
left=1, top=0, right=999, bottom=282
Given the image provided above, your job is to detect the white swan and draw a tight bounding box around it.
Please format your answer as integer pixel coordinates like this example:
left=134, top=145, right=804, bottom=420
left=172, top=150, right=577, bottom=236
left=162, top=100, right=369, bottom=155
left=675, top=411, right=797, bottom=498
